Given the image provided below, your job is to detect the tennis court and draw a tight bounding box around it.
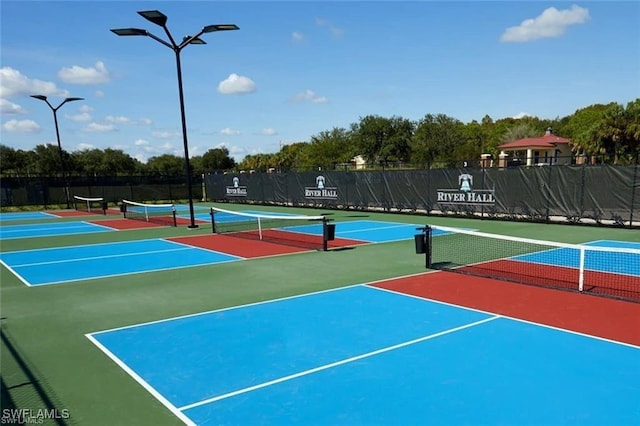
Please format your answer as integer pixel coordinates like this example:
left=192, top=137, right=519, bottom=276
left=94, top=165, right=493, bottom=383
left=88, top=284, right=639, bottom=425
left=0, top=219, right=433, bottom=286
left=0, top=211, right=60, bottom=222
left=0, top=221, right=115, bottom=240
left=2, top=203, right=640, bottom=425
left=0, top=239, right=241, bottom=286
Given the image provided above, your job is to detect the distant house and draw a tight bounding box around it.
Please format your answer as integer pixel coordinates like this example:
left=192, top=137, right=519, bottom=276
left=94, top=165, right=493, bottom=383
left=497, top=127, right=572, bottom=166
left=351, top=155, right=367, bottom=170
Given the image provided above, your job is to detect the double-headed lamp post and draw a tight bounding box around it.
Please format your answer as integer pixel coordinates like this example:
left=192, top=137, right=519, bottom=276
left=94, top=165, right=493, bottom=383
left=30, top=95, right=84, bottom=209
left=111, top=10, right=239, bottom=229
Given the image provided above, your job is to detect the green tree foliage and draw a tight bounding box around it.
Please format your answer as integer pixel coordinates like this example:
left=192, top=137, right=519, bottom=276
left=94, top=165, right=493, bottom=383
left=3, top=98, right=638, bottom=176
left=146, top=154, right=185, bottom=176
left=411, top=114, right=464, bottom=168
left=275, top=142, right=312, bottom=172
left=0, top=145, right=32, bottom=175
left=499, top=123, right=540, bottom=144
left=562, top=103, right=614, bottom=158
left=201, top=147, right=236, bottom=172
left=29, top=144, right=68, bottom=175
left=593, top=100, right=640, bottom=164
left=307, top=127, right=356, bottom=169
left=73, top=148, right=142, bottom=176
left=351, top=115, right=414, bottom=164
left=237, top=153, right=278, bottom=173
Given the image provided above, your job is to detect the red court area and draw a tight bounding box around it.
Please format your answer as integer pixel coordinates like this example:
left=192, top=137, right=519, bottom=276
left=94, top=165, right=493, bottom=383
left=459, top=260, right=640, bottom=301
left=89, top=218, right=166, bottom=230
left=373, top=271, right=640, bottom=347
left=169, top=233, right=367, bottom=258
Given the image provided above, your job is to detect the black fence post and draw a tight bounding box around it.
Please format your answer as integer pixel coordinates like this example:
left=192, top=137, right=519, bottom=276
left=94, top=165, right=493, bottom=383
left=630, top=156, right=638, bottom=228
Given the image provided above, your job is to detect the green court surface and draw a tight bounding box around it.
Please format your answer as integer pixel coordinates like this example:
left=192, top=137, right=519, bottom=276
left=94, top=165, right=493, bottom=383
left=1, top=203, right=639, bottom=425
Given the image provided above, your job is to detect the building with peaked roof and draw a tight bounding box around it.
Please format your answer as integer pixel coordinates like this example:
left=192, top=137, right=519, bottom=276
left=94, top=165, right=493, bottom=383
left=497, top=127, right=572, bottom=167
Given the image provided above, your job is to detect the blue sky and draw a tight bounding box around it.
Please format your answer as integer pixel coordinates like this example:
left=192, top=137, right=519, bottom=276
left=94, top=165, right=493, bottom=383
left=1, top=1, right=639, bottom=162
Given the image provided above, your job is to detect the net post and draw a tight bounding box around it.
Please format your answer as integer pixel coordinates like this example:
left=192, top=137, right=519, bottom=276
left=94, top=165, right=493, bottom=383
left=425, top=225, right=432, bottom=268
left=171, top=206, right=177, bottom=227
left=323, top=217, right=328, bottom=252
left=257, top=217, right=263, bottom=240
left=210, top=208, right=216, bottom=234
left=414, top=226, right=432, bottom=268
left=578, top=246, right=585, bottom=292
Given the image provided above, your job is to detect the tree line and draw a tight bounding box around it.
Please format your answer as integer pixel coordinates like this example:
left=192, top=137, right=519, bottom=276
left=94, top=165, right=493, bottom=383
left=1, top=99, right=638, bottom=177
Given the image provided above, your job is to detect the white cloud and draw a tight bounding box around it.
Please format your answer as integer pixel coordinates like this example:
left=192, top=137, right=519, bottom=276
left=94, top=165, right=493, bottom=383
left=2, top=119, right=40, bottom=133
left=0, top=67, right=69, bottom=98
left=513, top=112, right=532, bottom=119
left=139, top=118, right=153, bottom=126
left=65, top=112, right=92, bottom=122
left=316, top=18, right=344, bottom=38
left=105, top=115, right=131, bottom=124
left=58, top=61, right=111, bottom=84
left=292, top=32, right=305, bottom=42
left=329, top=27, right=344, bottom=38
left=77, top=143, right=95, bottom=151
left=95, top=90, right=105, bottom=98
left=134, top=139, right=150, bottom=146
left=83, top=122, right=117, bottom=132
left=226, top=144, right=248, bottom=161
left=289, top=89, right=328, bottom=104
left=0, top=98, right=26, bottom=114
left=500, top=5, right=590, bottom=43
left=218, top=73, right=256, bottom=95
left=152, top=130, right=180, bottom=139
left=221, top=127, right=241, bottom=136
left=261, top=127, right=277, bottom=136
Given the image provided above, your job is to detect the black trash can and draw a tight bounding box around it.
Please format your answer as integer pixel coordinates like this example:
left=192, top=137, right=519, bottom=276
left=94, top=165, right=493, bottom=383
left=415, top=234, right=426, bottom=254
left=324, top=223, right=336, bottom=241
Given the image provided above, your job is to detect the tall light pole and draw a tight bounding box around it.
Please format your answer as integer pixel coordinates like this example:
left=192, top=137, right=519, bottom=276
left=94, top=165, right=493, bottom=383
left=111, top=10, right=239, bottom=229
left=31, top=95, right=84, bottom=209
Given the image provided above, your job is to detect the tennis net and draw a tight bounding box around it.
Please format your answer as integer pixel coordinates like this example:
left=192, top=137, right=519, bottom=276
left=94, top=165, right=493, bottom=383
left=73, top=195, right=106, bottom=214
left=122, top=199, right=177, bottom=227
left=426, top=225, right=640, bottom=302
left=210, top=207, right=332, bottom=251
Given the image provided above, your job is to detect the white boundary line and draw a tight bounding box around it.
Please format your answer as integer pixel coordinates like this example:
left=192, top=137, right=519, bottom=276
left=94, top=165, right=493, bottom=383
left=84, top=333, right=196, bottom=426
left=0, top=258, right=33, bottom=287
left=366, top=283, right=640, bottom=350
left=178, top=315, right=501, bottom=411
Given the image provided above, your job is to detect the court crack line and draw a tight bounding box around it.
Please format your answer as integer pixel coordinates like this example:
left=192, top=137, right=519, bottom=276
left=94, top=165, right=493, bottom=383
left=177, top=315, right=501, bottom=412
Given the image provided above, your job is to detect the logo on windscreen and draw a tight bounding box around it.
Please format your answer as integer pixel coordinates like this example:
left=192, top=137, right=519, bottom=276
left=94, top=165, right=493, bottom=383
left=225, top=176, right=247, bottom=197
left=437, top=173, right=495, bottom=205
left=304, top=175, right=338, bottom=199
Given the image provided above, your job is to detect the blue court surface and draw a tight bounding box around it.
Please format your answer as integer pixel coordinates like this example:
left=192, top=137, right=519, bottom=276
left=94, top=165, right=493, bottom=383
left=512, top=240, right=640, bottom=276
left=335, top=220, right=452, bottom=243
left=0, top=221, right=115, bottom=240
left=87, top=285, right=640, bottom=425
left=0, top=239, right=241, bottom=286
left=0, top=220, right=434, bottom=287
left=0, top=211, right=60, bottom=222
left=286, top=220, right=449, bottom=243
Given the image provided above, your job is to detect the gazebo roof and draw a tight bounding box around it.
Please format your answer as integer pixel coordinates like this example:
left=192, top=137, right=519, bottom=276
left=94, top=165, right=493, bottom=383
left=499, top=128, right=571, bottom=150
